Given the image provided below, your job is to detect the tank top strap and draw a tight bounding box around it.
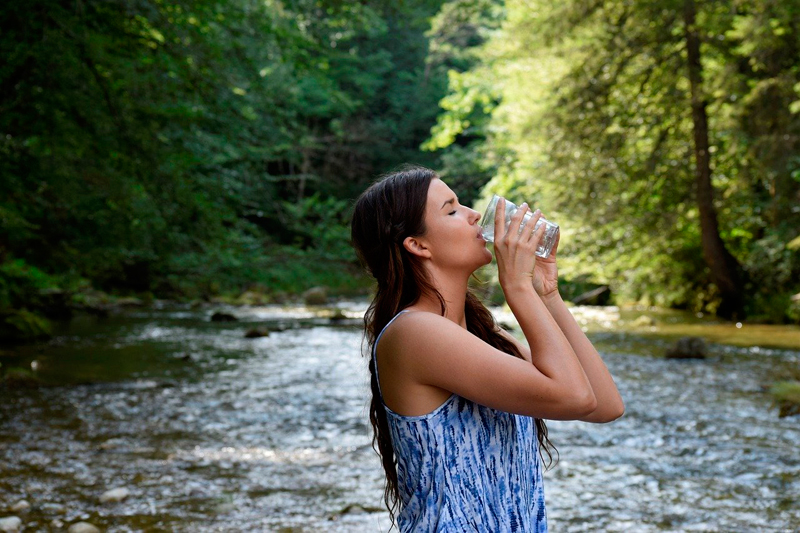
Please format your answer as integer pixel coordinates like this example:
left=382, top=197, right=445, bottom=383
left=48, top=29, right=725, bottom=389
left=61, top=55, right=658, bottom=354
left=372, top=309, right=412, bottom=400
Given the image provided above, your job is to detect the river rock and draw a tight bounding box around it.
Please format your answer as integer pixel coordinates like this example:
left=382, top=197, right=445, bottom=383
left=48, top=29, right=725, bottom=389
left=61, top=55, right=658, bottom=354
left=237, top=290, right=268, bottom=306
left=115, top=297, right=145, bottom=308
left=303, top=286, right=328, bottom=305
left=211, top=311, right=237, bottom=322
left=0, top=309, right=52, bottom=343
left=244, top=327, right=270, bottom=338
left=68, top=522, right=100, bottom=533
left=3, top=367, right=40, bottom=388
left=769, top=381, right=800, bottom=418
left=99, top=487, right=130, bottom=503
left=51, top=518, right=64, bottom=528
left=665, top=336, right=707, bottom=359
left=633, top=315, right=656, bottom=327
left=340, top=503, right=367, bottom=515
left=0, top=516, right=21, bottom=532
left=328, top=309, right=347, bottom=323
left=9, top=500, right=29, bottom=512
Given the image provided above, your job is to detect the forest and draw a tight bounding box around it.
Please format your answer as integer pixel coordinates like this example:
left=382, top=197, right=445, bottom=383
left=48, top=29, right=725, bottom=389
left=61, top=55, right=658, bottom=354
left=2, top=0, right=799, bottom=343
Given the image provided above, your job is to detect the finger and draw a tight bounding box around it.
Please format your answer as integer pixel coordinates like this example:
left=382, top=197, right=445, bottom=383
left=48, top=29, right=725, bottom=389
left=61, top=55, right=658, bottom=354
left=526, top=211, right=544, bottom=244
left=494, top=197, right=506, bottom=241
left=512, top=203, right=530, bottom=240
left=528, top=225, right=546, bottom=250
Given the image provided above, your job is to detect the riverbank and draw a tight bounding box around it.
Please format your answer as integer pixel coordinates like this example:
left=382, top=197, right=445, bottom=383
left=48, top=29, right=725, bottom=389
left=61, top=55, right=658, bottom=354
left=0, top=300, right=798, bottom=530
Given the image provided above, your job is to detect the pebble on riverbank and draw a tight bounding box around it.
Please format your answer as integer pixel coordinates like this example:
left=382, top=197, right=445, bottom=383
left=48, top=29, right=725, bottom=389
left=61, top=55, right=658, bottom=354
left=665, top=336, right=707, bottom=359
left=0, top=516, right=22, bottom=533
left=99, top=487, right=130, bottom=503
left=9, top=501, right=28, bottom=513
left=68, top=522, right=100, bottom=533
left=769, top=381, right=800, bottom=418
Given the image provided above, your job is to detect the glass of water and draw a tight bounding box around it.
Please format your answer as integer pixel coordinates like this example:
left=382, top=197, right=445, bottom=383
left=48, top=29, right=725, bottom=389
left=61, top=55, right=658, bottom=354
left=480, top=194, right=560, bottom=258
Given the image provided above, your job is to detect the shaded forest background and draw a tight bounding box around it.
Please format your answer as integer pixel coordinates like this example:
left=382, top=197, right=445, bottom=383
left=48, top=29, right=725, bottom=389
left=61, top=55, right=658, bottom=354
left=2, top=0, right=799, bottom=342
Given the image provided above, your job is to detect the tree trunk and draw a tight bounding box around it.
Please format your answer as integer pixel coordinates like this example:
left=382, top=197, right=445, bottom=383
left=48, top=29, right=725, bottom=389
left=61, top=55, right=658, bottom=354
left=683, top=0, right=746, bottom=320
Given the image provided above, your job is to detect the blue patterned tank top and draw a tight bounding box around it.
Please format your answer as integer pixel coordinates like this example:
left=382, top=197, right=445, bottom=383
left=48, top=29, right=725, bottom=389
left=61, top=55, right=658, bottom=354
left=372, top=309, right=548, bottom=532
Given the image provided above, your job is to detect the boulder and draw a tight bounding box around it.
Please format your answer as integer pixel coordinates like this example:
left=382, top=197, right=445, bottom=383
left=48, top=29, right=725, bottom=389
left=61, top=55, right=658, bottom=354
left=632, top=315, right=656, bottom=327
left=769, top=381, right=800, bottom=418
left=303, top=287, right=328, bottom=305
left=0, top=309, right=52, bottom=344
left=3, top=367, right=41, bottom=388
left=244, top=328, right=270, bottom=338
left=237, top=290, right=268, bottom=306
left=665, top=336, right=707, bottom=359
left=210, top=311, right=237, bottom=322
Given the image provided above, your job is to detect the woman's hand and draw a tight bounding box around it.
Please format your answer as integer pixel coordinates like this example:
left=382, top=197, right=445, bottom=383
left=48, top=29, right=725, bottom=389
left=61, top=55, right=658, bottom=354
left=531, top=222, right=560, bottom=299
left=493, top=198, right=549, bottom=292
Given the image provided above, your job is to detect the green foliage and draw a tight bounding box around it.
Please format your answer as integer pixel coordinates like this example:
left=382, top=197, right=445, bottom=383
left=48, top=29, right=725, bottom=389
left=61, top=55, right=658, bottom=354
left=0, top=258, right=59, bottom=310
left=0, top=0, right=449, bottom=320
left=427, top=0, right=800, bottom=322
left=0, top=309, right=52, bottom=344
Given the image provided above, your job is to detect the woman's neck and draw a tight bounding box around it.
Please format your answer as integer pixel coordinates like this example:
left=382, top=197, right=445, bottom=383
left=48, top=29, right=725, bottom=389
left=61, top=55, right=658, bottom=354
left=408, top=268, right=470, bottom=329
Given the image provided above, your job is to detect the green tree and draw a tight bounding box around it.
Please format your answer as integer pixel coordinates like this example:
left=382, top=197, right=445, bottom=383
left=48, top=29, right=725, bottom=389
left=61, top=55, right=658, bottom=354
left=428, top=0, right=800, bottom=322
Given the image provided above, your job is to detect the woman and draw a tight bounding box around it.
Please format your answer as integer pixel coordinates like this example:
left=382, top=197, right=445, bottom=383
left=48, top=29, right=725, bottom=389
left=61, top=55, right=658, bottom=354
left=350, top=165, right=624, bottom=532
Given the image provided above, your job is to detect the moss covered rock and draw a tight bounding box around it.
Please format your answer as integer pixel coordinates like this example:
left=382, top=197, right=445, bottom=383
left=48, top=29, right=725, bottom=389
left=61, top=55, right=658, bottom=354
left=769, top=381, right=800, bottom=418
left=0, top=309, right=52, bottom=344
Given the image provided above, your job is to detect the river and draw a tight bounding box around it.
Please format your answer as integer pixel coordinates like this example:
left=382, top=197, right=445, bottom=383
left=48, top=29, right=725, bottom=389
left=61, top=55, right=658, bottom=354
left=1, top=300, right=798, bottom=531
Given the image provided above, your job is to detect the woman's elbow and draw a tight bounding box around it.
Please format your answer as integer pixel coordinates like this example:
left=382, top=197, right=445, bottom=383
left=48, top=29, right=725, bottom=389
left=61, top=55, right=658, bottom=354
left=586, top=398, right=625, bottom=423
left=576, top=390, right=598, bottom=417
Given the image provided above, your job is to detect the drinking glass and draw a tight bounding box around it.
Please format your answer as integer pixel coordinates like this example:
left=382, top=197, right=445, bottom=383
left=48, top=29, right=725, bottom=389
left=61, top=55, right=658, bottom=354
left=480, top=194, right=560, bottom=258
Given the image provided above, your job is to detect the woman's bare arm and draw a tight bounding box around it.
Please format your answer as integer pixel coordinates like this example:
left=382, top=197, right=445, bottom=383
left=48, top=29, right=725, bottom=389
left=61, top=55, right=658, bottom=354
left=496, top=295, right=624, bottom=423
left=541, top=291, right=625, bottom=422
left=384, top=299, right=597, bottom=421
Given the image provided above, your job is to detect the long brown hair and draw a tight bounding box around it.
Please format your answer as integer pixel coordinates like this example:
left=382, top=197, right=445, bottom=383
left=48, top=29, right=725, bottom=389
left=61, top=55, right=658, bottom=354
left=349, top=164, right=557, bottom=529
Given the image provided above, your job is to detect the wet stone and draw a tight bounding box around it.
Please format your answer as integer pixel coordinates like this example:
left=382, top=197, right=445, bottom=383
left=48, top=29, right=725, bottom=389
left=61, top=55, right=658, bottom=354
left=67, top=522, right=100, bottom=533
left=244, top=328, right=270, bottom=338
left=210, top=311, right=237, bottom=322
left=0, top=517, right=22, bottom=532
left=9, top=501, right=29, bottom=513
left=665, top=336, right=707, bottom=359
left=99, top=487, right=130, bottom=503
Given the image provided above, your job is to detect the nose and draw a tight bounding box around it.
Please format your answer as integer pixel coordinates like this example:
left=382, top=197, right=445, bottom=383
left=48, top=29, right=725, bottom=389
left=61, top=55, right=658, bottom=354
left=469, top=208, right=481, bottom=225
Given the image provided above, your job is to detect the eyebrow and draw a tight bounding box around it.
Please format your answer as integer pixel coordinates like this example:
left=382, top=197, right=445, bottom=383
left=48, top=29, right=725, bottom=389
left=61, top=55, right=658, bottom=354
left=440, top=197, right=458, bottom=209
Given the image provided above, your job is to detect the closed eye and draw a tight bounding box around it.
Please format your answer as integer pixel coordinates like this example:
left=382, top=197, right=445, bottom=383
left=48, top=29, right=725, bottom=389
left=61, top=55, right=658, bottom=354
left=448, top=210, right=457, bottom=215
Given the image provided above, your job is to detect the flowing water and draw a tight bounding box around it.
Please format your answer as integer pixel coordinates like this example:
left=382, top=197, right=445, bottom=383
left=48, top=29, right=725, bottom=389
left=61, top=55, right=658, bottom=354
left=1, top=301, right=799, bottom=531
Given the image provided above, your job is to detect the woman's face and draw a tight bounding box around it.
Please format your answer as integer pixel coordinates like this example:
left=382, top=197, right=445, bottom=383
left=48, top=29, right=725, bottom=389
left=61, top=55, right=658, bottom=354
left=410, top=177, right=493, bottom=272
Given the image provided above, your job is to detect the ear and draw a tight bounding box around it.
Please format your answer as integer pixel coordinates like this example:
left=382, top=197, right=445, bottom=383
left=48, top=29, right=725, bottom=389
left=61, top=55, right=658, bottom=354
left=403, top=235, right=431, bottom=259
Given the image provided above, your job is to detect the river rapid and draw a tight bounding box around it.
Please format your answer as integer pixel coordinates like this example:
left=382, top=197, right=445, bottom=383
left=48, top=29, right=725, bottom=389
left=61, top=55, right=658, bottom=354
left=1, top=300, right=798, bottom=531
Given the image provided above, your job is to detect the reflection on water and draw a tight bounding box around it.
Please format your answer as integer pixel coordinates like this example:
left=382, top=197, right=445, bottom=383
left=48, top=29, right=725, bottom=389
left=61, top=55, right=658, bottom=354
left=0, top=301, right=798, bottom=531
